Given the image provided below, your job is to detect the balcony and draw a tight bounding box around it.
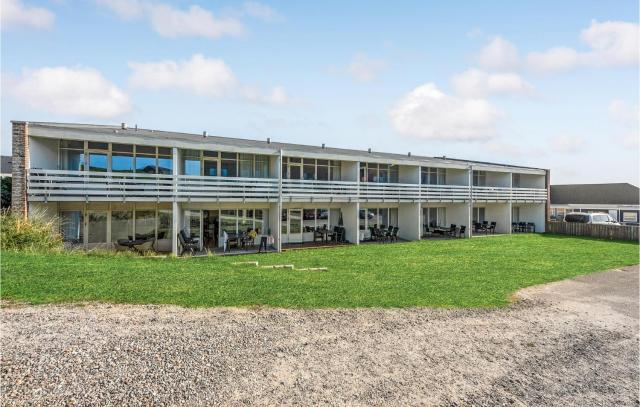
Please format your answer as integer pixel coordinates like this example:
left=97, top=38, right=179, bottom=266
left=27, top=170, right=278, bottom=202
left=281, top=179, right=358, bottom=202
left=359, top=182, right=420, bottom=202
left=27, top=170, right=547, bottom=203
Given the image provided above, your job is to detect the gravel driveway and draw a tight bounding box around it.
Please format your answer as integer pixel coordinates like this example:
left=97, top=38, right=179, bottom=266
left=2, top=265, right=638, bottom=406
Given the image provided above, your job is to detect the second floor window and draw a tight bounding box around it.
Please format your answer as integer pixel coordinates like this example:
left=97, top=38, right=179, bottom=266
left=182, top=150, right=270, bottom=178
left=473, top=170, right=486, bottom=186
left=512, top=173, right=521, bottom=188
left=421, top=167, right=446, bottom=185
left=282, top=157, right=341, bottom=181
left=60, top=141, right=173, bottom=174
left=360, top=162, right=399, bottom=183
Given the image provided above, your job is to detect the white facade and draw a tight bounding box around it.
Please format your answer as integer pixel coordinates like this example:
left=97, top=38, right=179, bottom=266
left=20, top=122, right=549, bottom=254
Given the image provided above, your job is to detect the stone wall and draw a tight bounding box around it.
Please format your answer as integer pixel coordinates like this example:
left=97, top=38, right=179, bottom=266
left=11, top=121, right=29, bottom=218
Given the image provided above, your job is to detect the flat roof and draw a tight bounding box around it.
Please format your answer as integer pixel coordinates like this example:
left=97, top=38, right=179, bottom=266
left=18, top=121, right=548, bottom=174
left=551, top=183, right=639, bottom=206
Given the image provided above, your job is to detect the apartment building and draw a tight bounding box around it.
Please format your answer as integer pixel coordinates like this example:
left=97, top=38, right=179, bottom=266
left=12, top=121, right=549, bottom=254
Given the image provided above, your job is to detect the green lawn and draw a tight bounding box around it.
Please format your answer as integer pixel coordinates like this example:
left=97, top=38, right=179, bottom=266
left=1, top=234, right=638, bottom=308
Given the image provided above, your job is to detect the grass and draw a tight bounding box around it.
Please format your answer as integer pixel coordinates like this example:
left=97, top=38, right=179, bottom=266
left=1, top=234, right=638, bottom=309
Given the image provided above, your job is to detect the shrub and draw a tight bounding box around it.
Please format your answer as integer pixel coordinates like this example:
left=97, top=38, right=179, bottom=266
left=0, top=209, right=63, bottom=252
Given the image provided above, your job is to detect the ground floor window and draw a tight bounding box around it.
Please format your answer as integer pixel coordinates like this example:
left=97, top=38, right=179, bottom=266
left=87, top=211, right=108, bottom=243
left=111, top=210, right=133, bottom=242
left=62, top=206, right=173, bottom=248
left=512, top=206, right=520, bottom=223
left=60, top=211, right=83, bottom=244
left=359, top=207, right=399, bottom=239
left=472, top=207, right=485, bottom=223
left=423, top=207, right=446, bottom=228
left=281, top=207, right=342, bottom=243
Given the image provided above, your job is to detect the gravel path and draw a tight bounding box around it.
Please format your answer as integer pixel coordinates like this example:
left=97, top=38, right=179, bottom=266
left=2, top=265, right=638, bottom=406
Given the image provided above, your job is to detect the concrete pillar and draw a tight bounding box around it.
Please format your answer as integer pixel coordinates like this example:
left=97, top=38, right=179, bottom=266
left=268, top=202, right=280, bottom=250
left=341, top=202, right=359, bottom=244
left=171, top=147, right=179, bottom=255
left=277, top=150, right=283, bottom=251
left=11, top=121, right=29, bottom=218
left=398, top=202, right=420, bottom=241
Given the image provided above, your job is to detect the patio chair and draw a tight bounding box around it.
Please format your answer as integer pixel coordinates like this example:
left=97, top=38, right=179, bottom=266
left=512, top=222, right=518, bottom=233
left=448, top=224, right=457, bottom=237
left=313, top=228, right=325, bottom=243
left=457, top=225, right=466, bottom=238
left=327, top=226, right=337, bottom=243
left=474, top=222, right=486, bottom=234
left=487, top=222, right=496, bottom=234
left=178, top=230, right=199, bottom=255
left=518, top=222, right=527, bottom=233
left=527, top=222, right=535, bottom=233
left=390, top=227, right=399, bottom=242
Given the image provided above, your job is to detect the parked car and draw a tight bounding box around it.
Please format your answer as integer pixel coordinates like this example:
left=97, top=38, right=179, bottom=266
left=564, top=212, right=620, bottom=225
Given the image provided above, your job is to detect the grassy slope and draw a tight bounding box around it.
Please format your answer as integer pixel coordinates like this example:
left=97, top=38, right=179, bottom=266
left=1, top=234, right=638, bottom=308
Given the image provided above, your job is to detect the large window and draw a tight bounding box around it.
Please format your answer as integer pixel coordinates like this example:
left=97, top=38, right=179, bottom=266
left=359, top=207, right=398, bottom=232
left=421, top=167, right=446, bottom=185
left=423, top=207, right=446, bottom=228
left=472, top=207, right=486, bottom=223
left=59, top=211, right=83, bottom=243
left=184, top=210, right=201, bottom=240
left=221, top=152, right=237, bottom=177
left=473, top=171, right=486, bottom=187
left=112, top=144, right=134, bottom=173
left=87, top=142, right=108, bottom=172
left=87, top=211, right=108, bottom=243
left=111, top=210, right=133, bottom=242
left=238, top=154, right=253, bottom=178
left=183, top=150, right=201, bottom=176
left=135, top=145, right=157, bottom=174
left=157, top=148, right=173, bottom=175
left=360, top=162, right=399, bottom=183
left=135, top=210, right=156, bottom=238
left=158, top=210, right=172, bottom=240
left=512, top=173, right=521, bottom=188
left=282, top=157, right=341, bottom=181
left=221, top=209, right=238, bottom=234
left=60, top=140, right=85, bottom=171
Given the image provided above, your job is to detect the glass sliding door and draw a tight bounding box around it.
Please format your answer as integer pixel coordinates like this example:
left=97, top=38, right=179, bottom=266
left=87, top=211, right=108, bottom=244
left=111, top=210, right=133, bottom=242
left=60, top=211, right=83, bottom=244
left=288, top=209, right=302, bottom=243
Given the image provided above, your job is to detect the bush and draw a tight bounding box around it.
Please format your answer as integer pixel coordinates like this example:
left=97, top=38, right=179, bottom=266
left=0, top=209, right=63, bottom=252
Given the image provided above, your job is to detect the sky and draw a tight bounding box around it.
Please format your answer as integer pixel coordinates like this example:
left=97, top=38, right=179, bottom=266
left=1, top=0, right=638, bottom=185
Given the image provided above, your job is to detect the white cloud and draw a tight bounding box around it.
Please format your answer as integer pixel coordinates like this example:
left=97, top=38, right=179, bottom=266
left=9, top=66, right=131, bottom=118
left=549, top=135, right=586, bottom=153
left=96, top=0, right=245, bottom=39
left=389, top=83, right=502, bottom=141
left=525, top=47, right=580, bottom=74
left=1, top=0, right=55, bottom=29
left=346, top=53, right=388, bottom=82
left=526, top=20, right=639, bottom=73
left=129, top=54, right=237, bottom=97
left=476, top=36, right=520, bottom=71
left=451, top=68, right=534, bottom=98
left=129, top=54, right=292, bottom=105
left=94, top=0, right=145, bottom=20
left=242, top=85, right=290, bottom=105
left=241, top=1, right=283, bottom=23
left=149, top=4, right=244, bottom=39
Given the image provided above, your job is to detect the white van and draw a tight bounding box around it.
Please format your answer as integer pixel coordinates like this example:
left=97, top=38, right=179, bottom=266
left=564, top=212, right=620, bottom=225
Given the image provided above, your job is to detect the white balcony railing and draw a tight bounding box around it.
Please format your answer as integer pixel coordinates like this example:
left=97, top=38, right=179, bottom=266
left=359, top=182, right=420, bottom=201
left=511, top=187, right=548, bottom=202
left=282, top=179, right=358, bottom=202
left=421, top=184, right=470, bottom=201
left=176, top=175, right=278, bottom=202
left=27, top=170, right=547, bottom=203
left=471, top=186, right=513, bottom=201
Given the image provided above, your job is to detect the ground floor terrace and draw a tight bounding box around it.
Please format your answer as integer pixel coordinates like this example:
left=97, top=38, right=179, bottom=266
left=29, top=200, right=547, bottom=255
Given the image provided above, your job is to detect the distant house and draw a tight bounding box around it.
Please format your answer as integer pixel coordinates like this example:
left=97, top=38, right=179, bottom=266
left=550, top=183, right=640, bottom=225
left=1, top=155, right=11, bottom=177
